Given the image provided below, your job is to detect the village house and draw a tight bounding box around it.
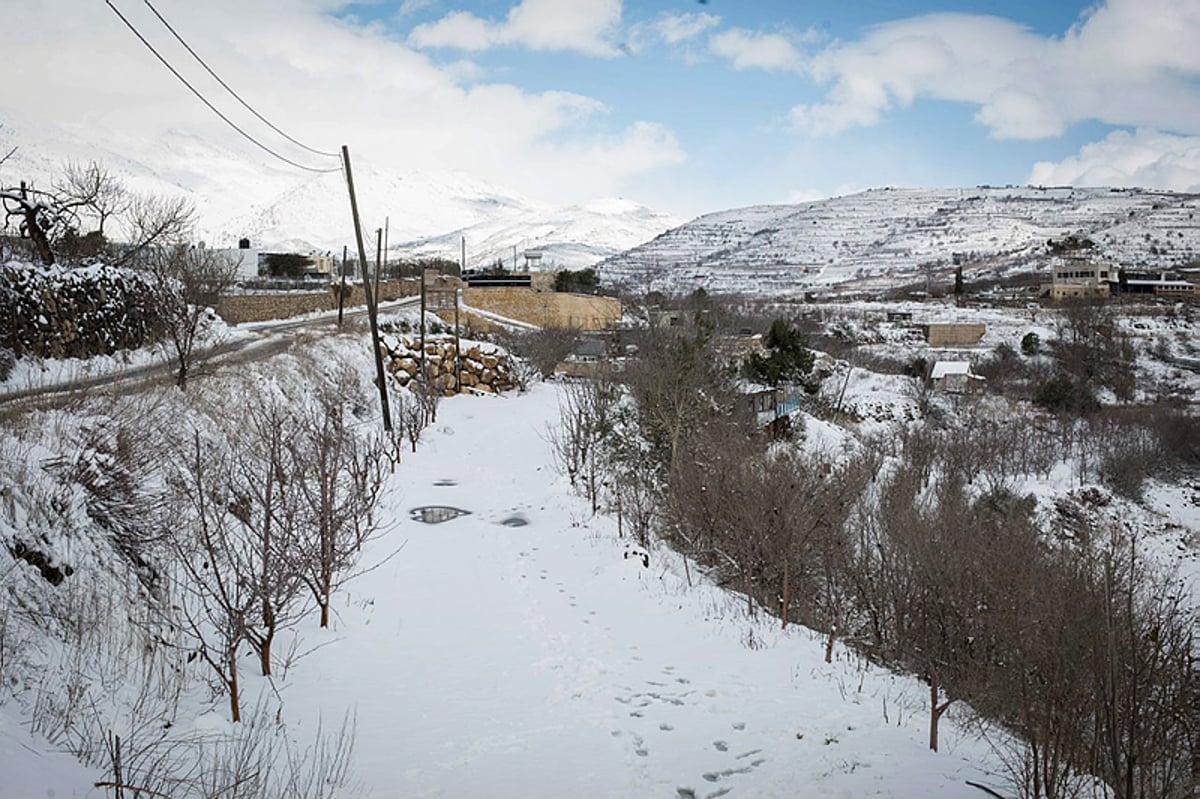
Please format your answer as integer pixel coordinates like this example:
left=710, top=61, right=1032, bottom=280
left=930, top=360, right=985, bottom=393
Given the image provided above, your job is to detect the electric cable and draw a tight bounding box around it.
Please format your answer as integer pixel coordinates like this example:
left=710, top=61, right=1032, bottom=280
left=104, top=0, right=342, bottom=174
left=138, top=0, right=340, bottom=159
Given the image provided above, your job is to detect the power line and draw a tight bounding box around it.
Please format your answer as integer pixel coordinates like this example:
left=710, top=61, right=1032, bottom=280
left=103, top=0, right=342, bottom=174
left=138, top=0, right=340, bottom=159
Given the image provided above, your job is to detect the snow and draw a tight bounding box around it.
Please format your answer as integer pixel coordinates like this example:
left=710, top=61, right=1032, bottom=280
left=599, top=186, right=1200, bottom=296
left=0, top=365, right=1007, bottom=798
left=1, top=296, right=1196, bottom=798
left=257, top=381, right=1004, bottom=798
left=930, top=361, right=972, bottom=378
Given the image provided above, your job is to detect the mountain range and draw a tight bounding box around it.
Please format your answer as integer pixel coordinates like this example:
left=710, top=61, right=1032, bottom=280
left=597, top=186, right=1200, bottom=297
left=5, top=116, right=1199, bottom=297
left=0, top=115, right=680, bottom=270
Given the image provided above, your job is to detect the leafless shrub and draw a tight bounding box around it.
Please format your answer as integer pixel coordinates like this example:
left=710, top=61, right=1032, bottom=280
left=143, top=244, right=238, bottom=389
left=289, top=368, right=387, bottom=629
left=499, top=327, right=576, bottom=381
left=548, top=377, right=618, bottom=513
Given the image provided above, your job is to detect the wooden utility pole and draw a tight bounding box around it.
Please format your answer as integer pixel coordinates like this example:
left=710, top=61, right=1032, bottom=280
left=374, top=226, right=383, bottom=306
left=337, top=244, right=347, bottom=327
left=341, top=145, right=391, bottom=432
left=419, top=267, right=427, bottom=377
left=374, top=228, right=382, bottom=311
left=454, top=287, right=462, bottom=391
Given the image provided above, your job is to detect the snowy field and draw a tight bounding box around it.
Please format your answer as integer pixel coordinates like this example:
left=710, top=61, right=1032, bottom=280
left=246, top=383, right=1002, bottom=798
left=1, top=378, right=1010, bottom=799
left=3, top=298, right=1196, bottom=797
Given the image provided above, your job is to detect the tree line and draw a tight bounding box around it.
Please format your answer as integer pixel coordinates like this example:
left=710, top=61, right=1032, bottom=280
left=544, top=313, right=1197, bottom=799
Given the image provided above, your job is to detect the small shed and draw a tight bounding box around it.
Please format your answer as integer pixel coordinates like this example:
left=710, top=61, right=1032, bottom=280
left=930, top=361, right=985, bottom=393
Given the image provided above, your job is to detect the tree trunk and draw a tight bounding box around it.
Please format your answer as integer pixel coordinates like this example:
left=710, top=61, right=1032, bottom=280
left=781, top=558, right=790, bottom=630
left=825, top=624, right=836, bottom=664
left=258, top=628, right=273, bottom=677
left=739, top=568, right=748, bottom=619
left=20, top=196, right=54, bottom=265
left=928, top=672, right=951, bottom=752
left=319, top=601, right=329, bottom=629
left=228, top=644, right=241, bottom=723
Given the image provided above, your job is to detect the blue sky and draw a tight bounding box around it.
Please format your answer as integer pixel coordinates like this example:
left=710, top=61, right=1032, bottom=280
left=5, top=0, right=1199, bottom=219
left=345, top=0, right=1200, bottom=215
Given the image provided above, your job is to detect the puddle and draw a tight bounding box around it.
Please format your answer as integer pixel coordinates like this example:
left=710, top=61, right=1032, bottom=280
left=433, top=479, right=458, bottom=487
left=500, top=514, right=528, bottom=527
left=410, top=506, right=470, bottom=524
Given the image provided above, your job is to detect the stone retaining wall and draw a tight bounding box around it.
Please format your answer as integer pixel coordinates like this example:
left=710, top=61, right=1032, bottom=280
left=216, top=279, right=419, bottom=325
left=380, top=332, right=516, bottom=396
left=462, top=287, right=620, bottom=330
left=0, top=263, right=166, bottom=359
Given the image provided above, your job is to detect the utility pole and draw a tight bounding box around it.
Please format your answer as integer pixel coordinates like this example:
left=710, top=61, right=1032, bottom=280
left=383, top=215, right=390, bottom=280
left=454, top=287, right=462, bottom=392
left=419, top=267, right=427, bottom=377
left=341, top=145, right=391, bottom=432
left=461, top=235, right=466, bottom=276
left=337, top=244, right=347, bottom=327
left=374, top=227, right=382, bottom=311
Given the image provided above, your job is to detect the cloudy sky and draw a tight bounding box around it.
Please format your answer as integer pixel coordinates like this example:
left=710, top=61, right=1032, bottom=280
left=2, top=0, right=1198, bottom=218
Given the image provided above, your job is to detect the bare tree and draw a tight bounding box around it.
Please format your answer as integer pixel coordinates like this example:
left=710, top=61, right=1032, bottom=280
left=147, top=244, right=238, bottom=389
left=290, top=371, right=386, bottom=628
left=112, top=193, right=195, bottom=268
left=1, top=160, right=188, bottom=267
left=170, top=431, right=256, bottom=723
left=394, top=387, right=426, bottom=453
left=549, top=377, right=618, bottom=513
left=223, top=400, right=309, bottom=677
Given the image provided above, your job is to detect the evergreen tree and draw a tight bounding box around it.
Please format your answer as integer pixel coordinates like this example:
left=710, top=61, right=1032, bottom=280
left=743, top=319, right=816, bottom=387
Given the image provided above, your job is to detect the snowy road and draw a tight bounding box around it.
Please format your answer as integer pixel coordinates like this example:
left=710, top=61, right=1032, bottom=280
left=260, top=383, right=1002, bottom=799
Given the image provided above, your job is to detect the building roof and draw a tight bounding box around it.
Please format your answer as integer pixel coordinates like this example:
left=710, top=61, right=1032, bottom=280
left=930, top=361, right=972, bottom=379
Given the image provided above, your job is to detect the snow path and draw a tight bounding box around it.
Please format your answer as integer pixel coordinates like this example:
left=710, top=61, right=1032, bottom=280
left=263, top=383, right=1000, bottom=798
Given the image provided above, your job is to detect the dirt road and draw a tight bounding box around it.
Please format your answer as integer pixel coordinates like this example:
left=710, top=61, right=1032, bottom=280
left=0, top=298, right=418, bottom=413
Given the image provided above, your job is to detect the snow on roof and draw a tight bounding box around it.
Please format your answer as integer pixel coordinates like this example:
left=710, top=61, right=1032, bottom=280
left=930, top=361, right=972, bottom=379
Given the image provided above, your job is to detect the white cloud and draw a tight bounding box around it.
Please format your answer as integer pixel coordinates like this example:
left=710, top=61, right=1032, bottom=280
left=709, top=28, right=805, bottom=73
left=655, top=12, right=720, bottom=45
left=1028, top=128, right=1200, bottom=192
left=408, top=10, right=494, bottom=51
left=788, top=0, right=1200, bottom=139
left=409, top=0, right=623, bottom=57
left=0, top=0, right=679, bottom=207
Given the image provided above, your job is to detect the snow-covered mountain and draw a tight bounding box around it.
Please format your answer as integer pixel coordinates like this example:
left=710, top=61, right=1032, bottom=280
left=598, top=186, right=1200, bottom=297
left=0, top=115, right=677, bottom=262
left=390, top=196, right=683, bottom=271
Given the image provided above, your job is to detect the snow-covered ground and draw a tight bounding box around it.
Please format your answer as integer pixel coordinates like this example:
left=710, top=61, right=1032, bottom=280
left=237, top=382, right=1006, bottom=798
left=2, top=301, right=1196, bottom=797
left=0, top=370, right=1009, bottom=798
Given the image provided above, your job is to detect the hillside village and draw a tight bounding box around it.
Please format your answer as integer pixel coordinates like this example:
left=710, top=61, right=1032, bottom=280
left=1, top=158, right=1198, bottom=799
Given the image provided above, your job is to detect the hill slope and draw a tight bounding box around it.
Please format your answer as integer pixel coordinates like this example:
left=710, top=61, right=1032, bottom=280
left=597, top=186, right=1200, bottom=296
left=0, top=115, right=677, bottom=265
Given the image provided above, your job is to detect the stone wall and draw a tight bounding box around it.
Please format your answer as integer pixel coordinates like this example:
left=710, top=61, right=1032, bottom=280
left=380, top=332, right=516, bottom=396
left=216, top=279, right=419, bottom=325
left=462, top=287, right=620, bottom=330
left=0, top=263, right=166, bottom=359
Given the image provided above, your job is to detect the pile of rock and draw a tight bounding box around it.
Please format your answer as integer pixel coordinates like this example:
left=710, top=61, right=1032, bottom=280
left=380, top=333, right=516, bottom=396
